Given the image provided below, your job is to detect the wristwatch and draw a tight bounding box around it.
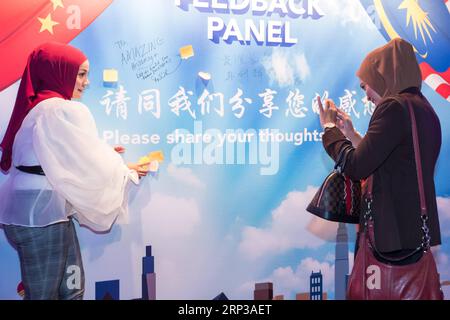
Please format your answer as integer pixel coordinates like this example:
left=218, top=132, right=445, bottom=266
left=323, top=122, right=336, bottom=130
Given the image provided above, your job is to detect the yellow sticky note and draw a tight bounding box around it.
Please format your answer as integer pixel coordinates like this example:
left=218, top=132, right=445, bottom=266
left=198, top=71, right=211, bottom=81
left=138, top=156, right=150, bottom=170
left=148, top=150, right=164, bottom=163
left=103, top=69, right=118, bottom=82
left=149, top=160, right=160, bottom=173
left=179, top=45, right=194, bottom=60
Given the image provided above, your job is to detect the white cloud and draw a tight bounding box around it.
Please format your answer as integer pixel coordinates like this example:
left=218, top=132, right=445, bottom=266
left=167, top=163, right=205, bottom=189
left=307, top=216, right=340, bottom=242
left=433, top=247, right=450, bottom=279
left=79, top=191, right=205, bottom=299
left=269, top=251, right=354, bottom=300
left=348, top=251, right=354, bottom=273
left=140, top=192, right=201, bottom=237
left=136, top=192, right=221, bottom=299
left=295, top=54, right=311, bottom=82
left=184, top=246, right=356, bottom=300
left=433, top=247, right=450, bottom=299
left=321, top=0, right=376, bottom=29
left=262, top=49, right=310, bottom=87
left=437, top=196, right=450, bottom=237
left=266, top=257, right=335, bottom=300
left=325, top=252, right=335, bottom=262
left=235, top=281, right=256, bottom=300
left=239, top=186, right=340, bottom=259
left=430, top=196, right=450, bottom=298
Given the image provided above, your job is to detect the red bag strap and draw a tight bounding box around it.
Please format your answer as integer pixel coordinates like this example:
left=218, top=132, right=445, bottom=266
left=408, top=100, right=427, bottom=216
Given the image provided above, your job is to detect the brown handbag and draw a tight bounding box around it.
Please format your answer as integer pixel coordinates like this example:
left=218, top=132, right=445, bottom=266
left=346, top=98, right=444, bottom=300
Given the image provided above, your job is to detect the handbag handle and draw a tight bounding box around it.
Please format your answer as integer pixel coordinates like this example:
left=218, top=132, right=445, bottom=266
left=365, top=96, right=431, bottom=261
left=334, top=145, right=353, bottom=174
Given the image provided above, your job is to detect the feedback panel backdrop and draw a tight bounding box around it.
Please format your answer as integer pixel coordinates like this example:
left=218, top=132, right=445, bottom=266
left=0, top=0, right=449, bottom=300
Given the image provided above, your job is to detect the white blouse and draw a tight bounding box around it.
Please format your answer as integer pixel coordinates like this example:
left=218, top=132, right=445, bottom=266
left=0, top=97, right=139, bottom=231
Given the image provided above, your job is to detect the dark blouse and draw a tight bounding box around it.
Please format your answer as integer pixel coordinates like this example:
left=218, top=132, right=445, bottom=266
left=322, top=87, right=442, bottom=252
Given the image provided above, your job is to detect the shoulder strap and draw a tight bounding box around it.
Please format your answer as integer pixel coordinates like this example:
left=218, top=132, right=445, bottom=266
left=365, top=95, right=431, bottom=259
left=366, top=96, right=427, bottom=216
left=407, top=99, right=427, bottom=216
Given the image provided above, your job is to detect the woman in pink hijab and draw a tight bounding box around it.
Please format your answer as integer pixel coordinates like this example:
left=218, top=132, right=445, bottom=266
left=0, top=42, right=148, bottom=299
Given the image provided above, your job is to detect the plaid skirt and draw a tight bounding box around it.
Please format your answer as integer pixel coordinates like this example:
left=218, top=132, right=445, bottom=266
left=4, top=219, right=85, bottom=300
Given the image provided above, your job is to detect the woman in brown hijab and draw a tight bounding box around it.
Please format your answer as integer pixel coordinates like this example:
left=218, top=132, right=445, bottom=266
left=317, top=38, right=442, bottom=296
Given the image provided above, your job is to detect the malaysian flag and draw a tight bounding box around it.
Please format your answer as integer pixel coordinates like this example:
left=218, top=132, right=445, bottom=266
left=359, top=0, right=450, bottom=102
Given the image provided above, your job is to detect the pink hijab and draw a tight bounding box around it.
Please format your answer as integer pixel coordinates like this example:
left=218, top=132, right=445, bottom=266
left=0, top=42, right=87, bottom=173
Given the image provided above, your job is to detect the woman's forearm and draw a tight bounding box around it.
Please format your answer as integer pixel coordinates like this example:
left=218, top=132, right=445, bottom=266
left=347, top=130, right=363, bottom=147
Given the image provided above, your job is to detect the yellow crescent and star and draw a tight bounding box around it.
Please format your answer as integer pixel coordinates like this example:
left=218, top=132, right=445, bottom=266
left=37, top=0, right=65, bottom=35
left=373, top=0, right=437, bottom=59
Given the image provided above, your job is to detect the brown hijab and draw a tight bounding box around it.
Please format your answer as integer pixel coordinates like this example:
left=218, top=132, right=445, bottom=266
left=356, top=38, right=422, bottom=98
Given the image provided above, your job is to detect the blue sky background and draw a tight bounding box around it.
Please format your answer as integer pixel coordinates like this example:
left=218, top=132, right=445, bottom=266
left=1, top=0, right=449, bottom=300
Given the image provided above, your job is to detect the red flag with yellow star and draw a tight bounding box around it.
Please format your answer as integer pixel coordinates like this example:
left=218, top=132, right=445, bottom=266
left=0, top=0, right=113, bottom=91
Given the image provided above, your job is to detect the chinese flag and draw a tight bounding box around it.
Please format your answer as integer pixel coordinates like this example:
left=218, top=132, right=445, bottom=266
left=0, top=0, right=113, bottom=91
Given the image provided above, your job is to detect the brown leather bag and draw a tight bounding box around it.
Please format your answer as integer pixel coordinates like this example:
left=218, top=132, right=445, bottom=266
left=346, top=98, right=444, bottom=300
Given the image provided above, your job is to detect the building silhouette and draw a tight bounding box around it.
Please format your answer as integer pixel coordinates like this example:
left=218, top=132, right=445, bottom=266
left=296, top=291, right=328, bottom=300
left=142, top=245, right=156, bottom=300
left=335, top=222, right=349, bottom=300
left=213, top=292, right=229, bottom=300
left=94, top=245, right=156, bottom=300
left=254, top=282, right=273, bottom=300
left=441, top=280, right=450, bottom=299
left=95, top=279, right=120, bottom=300
left=310, top=271, right=323, bottom=300
left=296, top=292, right=309, bottom=300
